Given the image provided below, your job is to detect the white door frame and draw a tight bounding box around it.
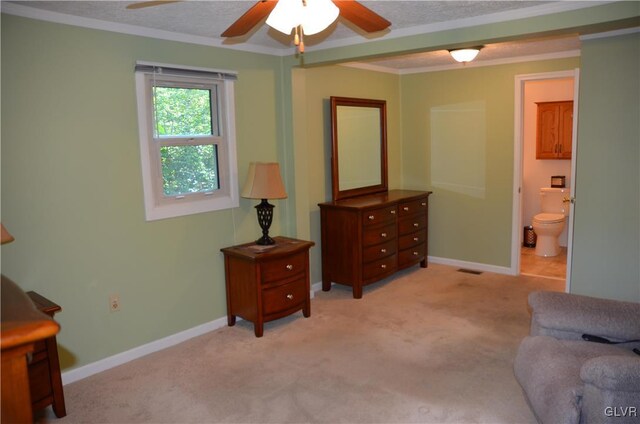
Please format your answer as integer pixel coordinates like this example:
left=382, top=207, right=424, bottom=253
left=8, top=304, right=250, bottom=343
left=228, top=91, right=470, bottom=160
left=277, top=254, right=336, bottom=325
left=511, top=69, right=580, bottom=292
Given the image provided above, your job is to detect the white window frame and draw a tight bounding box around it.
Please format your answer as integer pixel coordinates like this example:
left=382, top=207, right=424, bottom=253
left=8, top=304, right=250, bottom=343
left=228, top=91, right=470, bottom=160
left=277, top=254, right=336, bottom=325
left=134, top=62, right=239, bottom=221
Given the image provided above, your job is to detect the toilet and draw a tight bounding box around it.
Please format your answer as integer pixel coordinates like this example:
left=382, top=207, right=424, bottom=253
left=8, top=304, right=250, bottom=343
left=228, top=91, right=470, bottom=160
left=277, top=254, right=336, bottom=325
left=532, top=187, right=570, bottom=257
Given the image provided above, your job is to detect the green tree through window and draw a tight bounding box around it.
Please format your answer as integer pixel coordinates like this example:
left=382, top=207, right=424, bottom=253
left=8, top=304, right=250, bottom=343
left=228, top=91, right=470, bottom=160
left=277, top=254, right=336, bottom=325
left=153, top=86, right=219, bottom=196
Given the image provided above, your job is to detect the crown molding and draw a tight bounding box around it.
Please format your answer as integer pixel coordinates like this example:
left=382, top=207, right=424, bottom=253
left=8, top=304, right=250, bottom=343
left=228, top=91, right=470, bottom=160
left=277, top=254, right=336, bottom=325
left=342, top=50, right=581, bottom=75
left=306, top=1, right=612, bottom=54
left=1, top=1, right=612, bottom=58
left=0, top=2, right=290, bottom=56
left=580, top=26, right=640, bottom=41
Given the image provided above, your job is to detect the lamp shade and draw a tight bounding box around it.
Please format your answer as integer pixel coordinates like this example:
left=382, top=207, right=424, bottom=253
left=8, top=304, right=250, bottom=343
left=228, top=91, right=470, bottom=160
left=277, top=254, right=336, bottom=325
left=1, top=223, right=15, bottom=245
left=241, top=162, right=288, bottom=200
left=449, top=47, right=482, bottom=63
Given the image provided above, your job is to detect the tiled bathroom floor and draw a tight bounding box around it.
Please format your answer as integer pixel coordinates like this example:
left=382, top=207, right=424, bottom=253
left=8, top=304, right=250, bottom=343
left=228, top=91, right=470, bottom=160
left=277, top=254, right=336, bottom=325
left=521, top=246, right=567, bottom=280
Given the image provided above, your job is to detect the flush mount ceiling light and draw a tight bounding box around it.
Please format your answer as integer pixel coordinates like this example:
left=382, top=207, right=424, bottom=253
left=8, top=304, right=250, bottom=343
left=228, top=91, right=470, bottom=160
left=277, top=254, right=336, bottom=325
left=449, top=46, right=484, bottom=63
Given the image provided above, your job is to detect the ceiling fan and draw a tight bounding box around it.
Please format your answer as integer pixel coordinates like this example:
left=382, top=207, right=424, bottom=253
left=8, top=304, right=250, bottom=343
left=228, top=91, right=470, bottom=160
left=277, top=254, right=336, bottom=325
left=127, top=0, right=391, bottom=50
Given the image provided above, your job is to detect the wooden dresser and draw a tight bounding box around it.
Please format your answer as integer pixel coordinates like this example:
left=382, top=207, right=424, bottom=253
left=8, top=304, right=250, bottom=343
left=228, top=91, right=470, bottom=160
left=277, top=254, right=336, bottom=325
left=26, top=291, right=66, bottom=418
left=319, top=189, right=432, bottom=298
left=221, top=237, right=314, bottom=337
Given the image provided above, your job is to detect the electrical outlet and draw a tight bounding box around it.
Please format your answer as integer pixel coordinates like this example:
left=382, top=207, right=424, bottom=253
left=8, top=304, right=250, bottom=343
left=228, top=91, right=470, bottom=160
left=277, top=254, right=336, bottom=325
left=109, top=294, right=120, bottom=312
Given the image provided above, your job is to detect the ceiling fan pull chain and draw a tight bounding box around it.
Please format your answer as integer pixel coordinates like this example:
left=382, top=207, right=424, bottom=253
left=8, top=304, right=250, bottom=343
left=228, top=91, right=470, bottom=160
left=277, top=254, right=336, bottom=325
left=299, top=33, right=305, bottom=54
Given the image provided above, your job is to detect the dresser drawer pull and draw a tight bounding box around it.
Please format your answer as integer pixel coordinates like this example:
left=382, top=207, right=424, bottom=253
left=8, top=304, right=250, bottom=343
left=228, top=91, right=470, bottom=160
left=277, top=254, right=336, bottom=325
left=413, top=251, right=419, bottom=256
left=380, top=248, right=387, bottom=253
left=413, top=237, right=419, bottom=242
left=421, top=202, right=427, bottom=206
left=403, top=206, right=410, bottom=211
left=381, top=264, right=387, bottom=269
left=286, top=294, right=294, bottom=300
left=381, top=232, right=387, bottom=238
left=413, top=223, right=419, bottom=228
left=286, top=264, right=294, bottom=271
left=368, top=215, right=375, bottom=220
left=390, top=210, right=396, bottom=214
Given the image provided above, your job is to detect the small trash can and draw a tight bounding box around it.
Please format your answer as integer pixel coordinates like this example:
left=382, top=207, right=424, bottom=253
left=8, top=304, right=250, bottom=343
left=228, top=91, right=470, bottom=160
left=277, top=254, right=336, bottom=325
left=523, top=225, right=536, bottom=248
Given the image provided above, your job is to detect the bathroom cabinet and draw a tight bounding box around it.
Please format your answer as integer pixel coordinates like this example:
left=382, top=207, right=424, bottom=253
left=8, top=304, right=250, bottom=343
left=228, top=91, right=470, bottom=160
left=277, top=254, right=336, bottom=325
left=536, top=101, right=573, bottom=160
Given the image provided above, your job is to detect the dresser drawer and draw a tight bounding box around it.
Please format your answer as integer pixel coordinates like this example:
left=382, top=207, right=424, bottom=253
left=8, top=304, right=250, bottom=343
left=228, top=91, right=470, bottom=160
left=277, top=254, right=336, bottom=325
left=399, top=230, right=427, bottom=250
left=28, top=357, right=52, bottom=404
left=262, top=278, right=306, bottom=316
left=398, top=214, right=427, bottom=235
left=363, top=254, right=397, bottom=280
left=398, top=244, right=426, bottom=267
left=362, top=222, right=397, bottom=246
left=398, top=197, right=428, bottom=217
left=261, top=252, right=306, bottom=283
left=363, top=239, right=396, bottom=263
left=362, top=206, right=397, bottom=227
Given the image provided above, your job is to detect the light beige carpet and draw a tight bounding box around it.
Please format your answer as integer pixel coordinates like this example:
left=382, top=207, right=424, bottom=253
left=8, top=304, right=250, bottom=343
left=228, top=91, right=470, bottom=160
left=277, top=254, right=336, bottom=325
left=49, top=264, right=562, bottom=423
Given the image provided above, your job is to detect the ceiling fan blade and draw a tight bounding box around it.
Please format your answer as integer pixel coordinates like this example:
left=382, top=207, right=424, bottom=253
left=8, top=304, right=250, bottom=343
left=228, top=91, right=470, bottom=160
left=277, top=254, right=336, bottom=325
left=332, top=0, right=391, bottom=33
left=221, top=0, right=278, bottom=38
left=126, top=1, right=182, bottom=10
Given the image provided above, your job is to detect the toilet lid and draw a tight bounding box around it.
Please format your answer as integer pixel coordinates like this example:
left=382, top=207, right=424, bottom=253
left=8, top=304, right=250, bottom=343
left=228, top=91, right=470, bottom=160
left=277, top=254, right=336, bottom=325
left=534, top=213, right=565, bottom=224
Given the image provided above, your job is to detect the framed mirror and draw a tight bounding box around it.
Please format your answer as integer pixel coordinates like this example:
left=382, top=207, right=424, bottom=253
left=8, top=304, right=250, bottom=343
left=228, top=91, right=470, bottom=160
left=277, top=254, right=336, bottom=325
left=330, top=96, right=388, bottom=201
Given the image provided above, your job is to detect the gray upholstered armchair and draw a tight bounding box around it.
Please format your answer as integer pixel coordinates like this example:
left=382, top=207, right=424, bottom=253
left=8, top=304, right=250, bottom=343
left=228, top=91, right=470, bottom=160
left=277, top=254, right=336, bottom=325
left=514, top=291, right=640, bottom=424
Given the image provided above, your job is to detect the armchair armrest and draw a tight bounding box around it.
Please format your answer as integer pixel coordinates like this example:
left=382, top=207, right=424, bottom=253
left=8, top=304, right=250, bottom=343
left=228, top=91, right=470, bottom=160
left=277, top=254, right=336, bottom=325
left=529, top=291, right=640, bottom=342
left=580, top=356, right=640, bottom=424
left=581, top=355, right=640, bottom=392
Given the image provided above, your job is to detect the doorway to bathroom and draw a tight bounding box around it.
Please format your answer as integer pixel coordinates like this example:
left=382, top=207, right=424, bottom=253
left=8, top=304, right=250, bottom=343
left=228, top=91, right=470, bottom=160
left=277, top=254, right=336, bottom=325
left=511, top=70, right=579, bottom=291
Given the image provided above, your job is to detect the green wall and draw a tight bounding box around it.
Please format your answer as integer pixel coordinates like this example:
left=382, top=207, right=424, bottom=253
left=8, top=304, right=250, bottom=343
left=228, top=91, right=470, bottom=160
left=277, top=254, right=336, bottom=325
left=572, top=32, right=640, bottom=301
left=2, top=2, right=639, bottom=373
left=1, top=15, right=286, bottom=369
left=400, top=58, right=580, bottom=267
left=291, top=65, right=401, bottom=284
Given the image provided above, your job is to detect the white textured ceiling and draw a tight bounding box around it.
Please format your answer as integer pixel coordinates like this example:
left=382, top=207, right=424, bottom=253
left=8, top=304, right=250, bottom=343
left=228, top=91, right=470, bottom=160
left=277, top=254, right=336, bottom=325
left=2, top=1, right=607, bottom=68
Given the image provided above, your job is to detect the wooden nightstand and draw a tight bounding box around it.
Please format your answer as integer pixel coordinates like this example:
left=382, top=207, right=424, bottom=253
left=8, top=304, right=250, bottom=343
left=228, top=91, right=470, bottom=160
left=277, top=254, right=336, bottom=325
left=221, top=236, right=314, bottom=337
left=26, top=291, right=66, bottom=418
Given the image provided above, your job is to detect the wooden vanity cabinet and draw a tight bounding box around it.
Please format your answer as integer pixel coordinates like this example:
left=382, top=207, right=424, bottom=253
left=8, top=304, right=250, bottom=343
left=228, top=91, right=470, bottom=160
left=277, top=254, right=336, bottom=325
left=536, top=101, right=573, bottom=159
left=319, top=189, right=431, bottom=299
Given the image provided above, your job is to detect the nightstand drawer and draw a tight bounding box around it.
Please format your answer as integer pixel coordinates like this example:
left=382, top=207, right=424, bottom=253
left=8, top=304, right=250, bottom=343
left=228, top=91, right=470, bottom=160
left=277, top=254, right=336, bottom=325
left=261, top=252, right=306, bottom=283
left=362, top=206, right=397, bottom=227
left=262, top=278, right=306, bottom=316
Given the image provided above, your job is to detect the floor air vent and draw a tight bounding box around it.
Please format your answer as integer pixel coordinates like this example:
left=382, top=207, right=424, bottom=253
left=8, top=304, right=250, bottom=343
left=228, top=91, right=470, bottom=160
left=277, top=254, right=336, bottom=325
left=457, top=268, right=483, bottom=275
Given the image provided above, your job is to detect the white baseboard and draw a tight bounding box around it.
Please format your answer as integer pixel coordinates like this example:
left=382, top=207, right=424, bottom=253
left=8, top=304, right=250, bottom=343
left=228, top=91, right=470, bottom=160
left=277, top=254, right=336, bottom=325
left=62, top=285, right=323, bottom=385
left=428, top=256, right=514, bottom=276
left=61, top=317, right=228, bottom=385
left=63, top=262, right=510, bottom=385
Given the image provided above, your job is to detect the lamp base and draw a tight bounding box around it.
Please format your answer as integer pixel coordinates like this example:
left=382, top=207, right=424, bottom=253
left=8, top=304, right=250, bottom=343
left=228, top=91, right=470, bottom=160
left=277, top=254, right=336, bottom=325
left=254, top=199, right=275, bottom=246
left=255, top=235, right=276, bottom=246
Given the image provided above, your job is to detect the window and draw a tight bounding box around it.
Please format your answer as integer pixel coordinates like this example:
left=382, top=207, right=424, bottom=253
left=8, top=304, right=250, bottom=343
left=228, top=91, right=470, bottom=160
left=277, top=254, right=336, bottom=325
left=134, top=62, right=239, bottom=221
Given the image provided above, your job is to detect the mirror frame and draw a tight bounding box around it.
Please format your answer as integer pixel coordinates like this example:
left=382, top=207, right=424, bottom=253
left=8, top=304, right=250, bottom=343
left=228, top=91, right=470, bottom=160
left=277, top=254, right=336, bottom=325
left=330, top=96, right=388, bottom=201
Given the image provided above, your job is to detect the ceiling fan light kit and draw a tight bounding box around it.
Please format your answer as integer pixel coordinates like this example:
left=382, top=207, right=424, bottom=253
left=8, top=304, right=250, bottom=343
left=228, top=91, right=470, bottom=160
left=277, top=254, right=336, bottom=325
left=266, top=0, right=339, bottom=35
left=449, top=46, right=484, bottom=63
left=128, top=0, right=391, bottom=55
left=266, top=0, right=339, bottom=53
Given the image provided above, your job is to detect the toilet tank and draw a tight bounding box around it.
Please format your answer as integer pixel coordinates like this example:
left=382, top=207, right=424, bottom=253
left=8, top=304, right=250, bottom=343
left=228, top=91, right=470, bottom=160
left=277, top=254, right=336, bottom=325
left=540, top=187, right=569, bottom=216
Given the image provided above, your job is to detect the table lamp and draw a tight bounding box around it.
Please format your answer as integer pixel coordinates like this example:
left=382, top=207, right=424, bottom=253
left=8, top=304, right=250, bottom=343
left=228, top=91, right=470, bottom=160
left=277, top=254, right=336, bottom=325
left=1, top=224, right=15, bottom=245
left=241, top=162, right=287, bottom=245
